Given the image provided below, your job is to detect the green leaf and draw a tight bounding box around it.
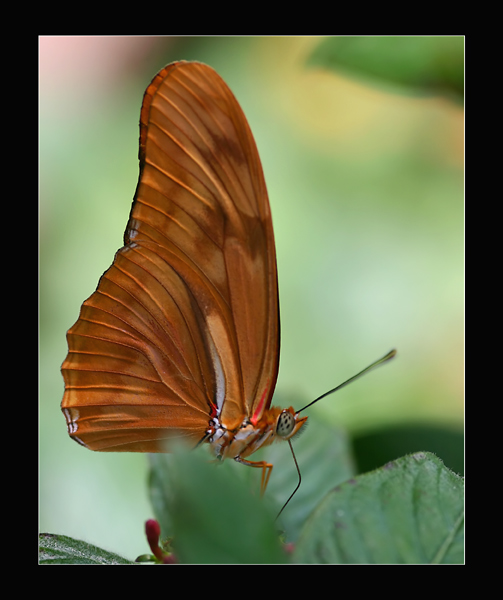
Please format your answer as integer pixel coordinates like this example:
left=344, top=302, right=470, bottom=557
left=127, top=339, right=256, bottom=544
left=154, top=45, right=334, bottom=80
left=39, top=533, right=135, bottom=564
left=149, top=448, right=288, bottom=564
left=308, top=36, right=464, bottom=102
left=293, top=452, right=464, bottom=564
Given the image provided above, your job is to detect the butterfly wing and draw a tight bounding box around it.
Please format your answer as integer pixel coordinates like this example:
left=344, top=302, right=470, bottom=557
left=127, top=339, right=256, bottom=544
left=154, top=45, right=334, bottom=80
left=61, top=61, right=279, bottom=451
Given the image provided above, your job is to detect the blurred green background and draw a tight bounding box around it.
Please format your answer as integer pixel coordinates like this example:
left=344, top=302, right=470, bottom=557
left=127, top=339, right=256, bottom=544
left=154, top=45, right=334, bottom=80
left=40, top=36, right=464, bottom=559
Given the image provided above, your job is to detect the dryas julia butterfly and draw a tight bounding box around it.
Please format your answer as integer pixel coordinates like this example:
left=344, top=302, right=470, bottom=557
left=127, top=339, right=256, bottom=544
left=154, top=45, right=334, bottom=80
left=61, top=61, right=395, bottom=502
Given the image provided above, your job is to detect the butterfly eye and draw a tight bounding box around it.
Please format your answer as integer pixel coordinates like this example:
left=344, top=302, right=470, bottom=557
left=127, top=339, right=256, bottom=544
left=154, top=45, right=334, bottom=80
left=276, top=410, right=295, bottom=438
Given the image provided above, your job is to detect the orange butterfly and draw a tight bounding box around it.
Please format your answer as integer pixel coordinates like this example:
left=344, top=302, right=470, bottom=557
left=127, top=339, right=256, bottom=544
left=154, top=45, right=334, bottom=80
left=61, top=61, right=395, bottom=501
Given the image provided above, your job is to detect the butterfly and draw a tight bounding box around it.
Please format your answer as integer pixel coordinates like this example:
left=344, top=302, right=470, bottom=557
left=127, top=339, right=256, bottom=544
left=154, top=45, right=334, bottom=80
left=61, top=61, right=395, bottom=504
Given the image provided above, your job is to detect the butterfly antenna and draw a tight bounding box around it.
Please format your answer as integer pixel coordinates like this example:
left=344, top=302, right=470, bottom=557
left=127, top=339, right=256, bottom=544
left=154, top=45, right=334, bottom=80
left=276, top=440, right=301, bottom=521
left=276, top=349, right=396, bottom=520
left=297, top=349, right=397, bottom=414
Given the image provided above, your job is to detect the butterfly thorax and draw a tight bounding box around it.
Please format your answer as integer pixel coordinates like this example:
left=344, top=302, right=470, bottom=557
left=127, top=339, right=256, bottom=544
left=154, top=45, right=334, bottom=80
left=206, top=406, right=307, bottom=462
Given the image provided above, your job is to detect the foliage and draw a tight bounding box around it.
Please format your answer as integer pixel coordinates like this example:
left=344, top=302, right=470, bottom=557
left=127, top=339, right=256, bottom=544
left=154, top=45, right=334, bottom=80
left=39, top=419, right=463, bottom=564
left=308, top=36, right=464, bottom=102
left=39, top=533, right=135, bottom=565
left=292, top=452, right=463, bottom=563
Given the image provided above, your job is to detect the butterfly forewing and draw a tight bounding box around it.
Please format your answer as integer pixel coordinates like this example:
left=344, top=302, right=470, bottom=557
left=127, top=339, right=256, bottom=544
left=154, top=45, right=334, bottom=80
left=61, top=61, right=279, bottom=451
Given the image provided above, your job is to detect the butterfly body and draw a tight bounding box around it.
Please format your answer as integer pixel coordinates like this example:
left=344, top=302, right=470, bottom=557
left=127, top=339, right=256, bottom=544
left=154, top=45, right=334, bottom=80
left=207, top=406, right=307, bottom=460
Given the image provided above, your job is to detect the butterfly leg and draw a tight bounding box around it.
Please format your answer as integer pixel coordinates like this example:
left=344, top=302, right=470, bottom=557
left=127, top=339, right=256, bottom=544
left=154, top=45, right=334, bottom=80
left=234, top=456, right=273, bottom=495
